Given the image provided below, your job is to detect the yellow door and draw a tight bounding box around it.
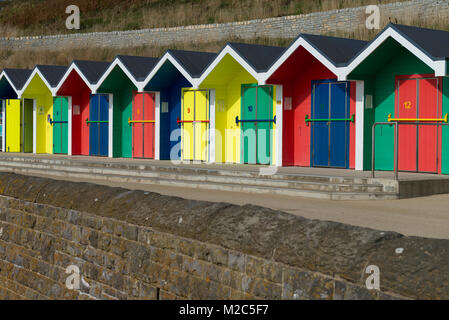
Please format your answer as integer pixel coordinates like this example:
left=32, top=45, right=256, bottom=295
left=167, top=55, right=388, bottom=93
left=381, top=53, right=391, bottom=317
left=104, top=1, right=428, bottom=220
left=195, top=90, right=209, bottom=161
left=182, top=90, right=195, bottom=160
left=5, top=99, right=21, bottom=152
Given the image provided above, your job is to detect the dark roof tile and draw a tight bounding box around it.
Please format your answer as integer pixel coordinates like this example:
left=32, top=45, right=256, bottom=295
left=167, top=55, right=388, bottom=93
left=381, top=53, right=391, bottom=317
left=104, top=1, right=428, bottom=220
left=116, top=55, right=159, bottom=81
left=2, top=68, right=33, bottom=90
left=301, top=34, right=367, bottom=66
left=73, top=60, right=110, bottom=84
left=167, top=50, right=217, bottom=78
left=228, top=42, right=286, bottom=72
left=391, top=24, right=449, bottom=60
left=36, top=65, right=68, bottom=88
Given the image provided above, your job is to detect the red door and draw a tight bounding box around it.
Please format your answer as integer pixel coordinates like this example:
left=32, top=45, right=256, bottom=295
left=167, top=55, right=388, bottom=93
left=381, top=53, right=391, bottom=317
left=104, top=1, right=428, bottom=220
left=143, top=92, right=155, bottom=159
left=418, top=78, right=439, bottom=173
left=396, top=77, right=439, bottom=173
left=397, top=79, right=417, bottom=172
left=132, top=91, right=155, bottom=159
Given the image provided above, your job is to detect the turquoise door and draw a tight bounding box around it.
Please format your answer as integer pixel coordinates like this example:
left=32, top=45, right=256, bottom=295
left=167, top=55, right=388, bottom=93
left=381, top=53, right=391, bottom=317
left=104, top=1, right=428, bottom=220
left=241, top=85, right=273, bottom=165
left=53, top=96, right=69, bottom=154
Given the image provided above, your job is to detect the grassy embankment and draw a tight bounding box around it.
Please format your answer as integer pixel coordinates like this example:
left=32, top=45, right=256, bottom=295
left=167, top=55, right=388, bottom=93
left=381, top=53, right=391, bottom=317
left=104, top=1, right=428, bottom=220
left=0, top=0, right=407, bottom=37
left=0, top=0, right=446, bottom=69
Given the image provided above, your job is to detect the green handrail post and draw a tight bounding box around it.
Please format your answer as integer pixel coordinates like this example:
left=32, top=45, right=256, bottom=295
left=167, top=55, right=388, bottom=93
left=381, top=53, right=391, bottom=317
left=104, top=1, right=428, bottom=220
left=86, top=118, right=109, bottom=126
left=305, top=114, right=355, bottom=126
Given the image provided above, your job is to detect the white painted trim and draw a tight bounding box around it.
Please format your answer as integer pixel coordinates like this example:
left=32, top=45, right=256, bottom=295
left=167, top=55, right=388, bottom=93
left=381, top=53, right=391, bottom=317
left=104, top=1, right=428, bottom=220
left=275, top=85, right=283, bottom=167
left=0, top=71, right=21, bottom=96
left=341, top=27, right=447, bottom=80
left=68, top=96, right=72, bottom=156
left=209, top=89, right=216, bottom=163
left=19, top=67, right=57, bottom=97
left=94, top=58, right=144, bottom=94
left=142, top=52, right=197, bottom=90
left=32, top=99, right=37, bottom=154
left=1, top=99, right=5, bottom=152
left=435, top=60, right=447, bottom=77
left=108, top=94, right=113, bottom=158
left=264, top=37, right=344, bottom=83
left=355, top=80, right=365, bottom=171
left=55, top=63, right=96, bottom=94
left=155, top=91, right=161, bottom=161
left=196, top=46, right=265, bottom=88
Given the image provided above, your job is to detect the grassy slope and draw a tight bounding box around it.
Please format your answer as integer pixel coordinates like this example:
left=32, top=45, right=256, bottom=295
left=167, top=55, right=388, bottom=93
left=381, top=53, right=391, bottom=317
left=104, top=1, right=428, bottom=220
left=0, top=0, right=447, bottom=70
left=0, top=37, right=292, bottom=69
left=0, top=0, right=405, bottom=36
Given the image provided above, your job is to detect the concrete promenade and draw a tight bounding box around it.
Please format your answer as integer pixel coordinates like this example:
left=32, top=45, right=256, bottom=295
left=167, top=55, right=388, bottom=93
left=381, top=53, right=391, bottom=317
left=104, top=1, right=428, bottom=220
left=1, top=152, right=449, bottom=239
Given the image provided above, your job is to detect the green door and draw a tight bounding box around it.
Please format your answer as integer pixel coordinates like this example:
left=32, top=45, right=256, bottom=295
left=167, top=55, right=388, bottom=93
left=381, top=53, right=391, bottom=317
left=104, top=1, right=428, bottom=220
left=22, top=99, right=33, bottom=153
left=53, top=97, right=68, bottom=154
left=242, top=85, right=257, bottom=164
left=257, top=86, right=272, bottom=165
left=241, top=85, right=272, bottom=165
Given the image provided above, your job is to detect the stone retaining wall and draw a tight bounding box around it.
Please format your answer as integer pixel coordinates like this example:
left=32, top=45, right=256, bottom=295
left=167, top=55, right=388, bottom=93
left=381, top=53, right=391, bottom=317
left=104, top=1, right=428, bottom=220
left=0, top=0, right=447, bottom=50
left=0, top=172, right=448, bottom=300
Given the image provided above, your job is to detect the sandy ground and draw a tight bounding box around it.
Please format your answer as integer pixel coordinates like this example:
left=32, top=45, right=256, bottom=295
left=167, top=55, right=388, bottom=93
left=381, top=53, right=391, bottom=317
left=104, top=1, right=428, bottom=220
left=23, top=172, right=449, bottom=240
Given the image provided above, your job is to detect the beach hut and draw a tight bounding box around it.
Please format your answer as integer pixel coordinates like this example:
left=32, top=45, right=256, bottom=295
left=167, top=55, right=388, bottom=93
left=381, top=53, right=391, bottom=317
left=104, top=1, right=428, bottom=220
left=55, top=60, right=110, bottom=156
left=19, top=65, right=68, bottom=154
left=342, top=24, right=449, bottom=174
left=94, top=56, right=159, bottom=158
left=0, top=68, right=33, bottom=152
left=196, top=43, right=285, bottom=165
left=142, top=50, right=216, bottom=162
left=263, top=34, right=367, bottom=169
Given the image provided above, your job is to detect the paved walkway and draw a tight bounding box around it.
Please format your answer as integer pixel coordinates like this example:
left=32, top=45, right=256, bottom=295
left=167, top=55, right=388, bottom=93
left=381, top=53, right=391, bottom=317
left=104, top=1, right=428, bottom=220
left=20, top=170, right=449, bottom=240
left=2, top=153, right=449, bottom=239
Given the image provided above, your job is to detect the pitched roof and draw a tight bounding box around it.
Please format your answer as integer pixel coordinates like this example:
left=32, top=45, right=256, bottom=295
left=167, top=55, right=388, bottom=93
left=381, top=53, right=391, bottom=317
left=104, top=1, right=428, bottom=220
left=2, top=68, right=33, bottom=90
left=227, top=42, right=286, bottom=72
left=36, top=65, right=68, bottom=88
left=389, top=24, right=449, bottom=60
left=301, top=34, right=367, bottom=66
left=116, top=55, right=159, bottom=81
left=167, top=50, right=217, bottom=78
left=73, top=60, right=110, bottom=84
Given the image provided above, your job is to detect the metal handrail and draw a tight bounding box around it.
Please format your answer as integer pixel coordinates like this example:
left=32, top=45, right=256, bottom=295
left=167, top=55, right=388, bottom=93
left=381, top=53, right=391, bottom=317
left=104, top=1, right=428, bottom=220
left=387, top=113, right=448, bottom=123
left=371, top=121, right=449, bottom=180
left=305, top=114, right=355, bottom=126
left=235, top=115, right=276, bottom=125
left=86, top=118, right=109, bottom=126
left=176, top=117, right=210, bottom=125
left=49, top=119, right=68, bottom=125
left=128, top=117, right=155, bottom=125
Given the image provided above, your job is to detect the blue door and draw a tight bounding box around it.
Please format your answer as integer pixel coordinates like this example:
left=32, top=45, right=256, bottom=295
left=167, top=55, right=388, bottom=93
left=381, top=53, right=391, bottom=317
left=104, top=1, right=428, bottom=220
left=89, top=94, right=109, bottom=156
left=99, top=95, right=109, bottom=157
left=89, top=94, right=99, bottom=156
left=311, top=81, right=330, bottom=167
left=329, top=82, right=349, bottom=168
left=311, top=80, right=350, bottom=168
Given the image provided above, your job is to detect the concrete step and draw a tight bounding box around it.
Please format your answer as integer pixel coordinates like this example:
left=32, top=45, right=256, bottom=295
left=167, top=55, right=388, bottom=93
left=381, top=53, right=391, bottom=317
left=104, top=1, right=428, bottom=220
left=1, top=154, right=448, bottom=200
left=0, top=159, right=387, bottom=194
left=0, top=165, right=398, bottom=200
left=0, top=155, right=385, bottom=185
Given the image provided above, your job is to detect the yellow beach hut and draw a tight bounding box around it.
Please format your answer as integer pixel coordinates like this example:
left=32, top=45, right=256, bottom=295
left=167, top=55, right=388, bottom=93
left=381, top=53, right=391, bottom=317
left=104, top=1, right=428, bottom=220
left=196, top=43, right=285, bottom=165
left=18, top=65, right=68, bottom=154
